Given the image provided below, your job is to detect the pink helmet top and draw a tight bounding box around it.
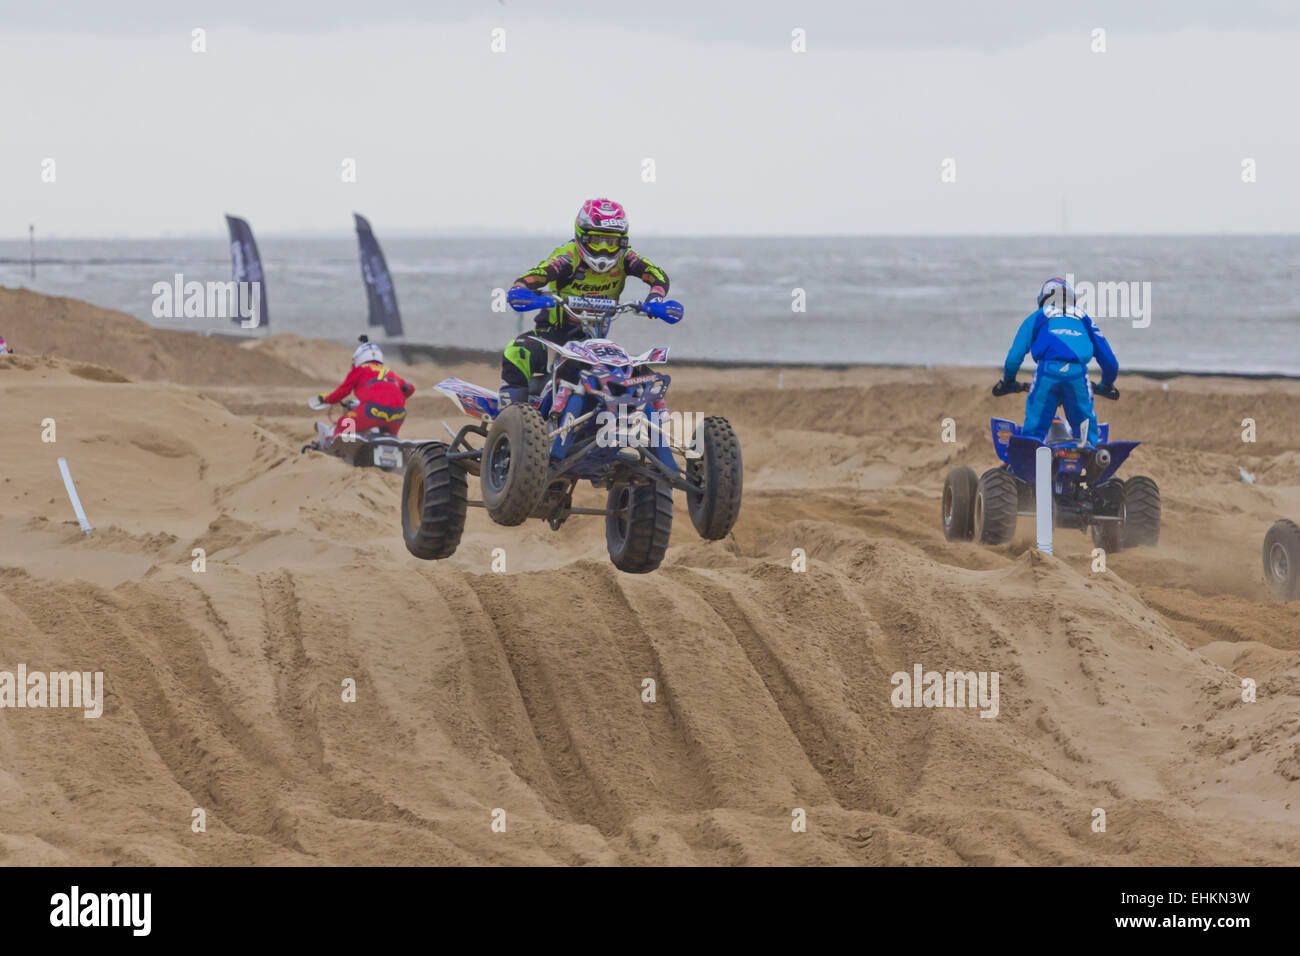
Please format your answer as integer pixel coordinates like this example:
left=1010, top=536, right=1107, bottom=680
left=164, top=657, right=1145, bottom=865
left=576, top=198, right=628, bottom=236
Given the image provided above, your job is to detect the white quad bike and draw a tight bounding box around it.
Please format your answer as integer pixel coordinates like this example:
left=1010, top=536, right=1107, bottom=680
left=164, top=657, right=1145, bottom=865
left=400, top=296, right=743, bottom=573
left=301, top=396, right=415, bottom=473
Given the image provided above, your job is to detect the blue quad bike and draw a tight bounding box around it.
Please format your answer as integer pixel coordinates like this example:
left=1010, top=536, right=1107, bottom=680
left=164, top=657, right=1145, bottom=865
left=1264, top=519, right=1300, bottom=600
left=399, top=295, right=743, bottom=574
left=942, top=382, right=1160, bottom=551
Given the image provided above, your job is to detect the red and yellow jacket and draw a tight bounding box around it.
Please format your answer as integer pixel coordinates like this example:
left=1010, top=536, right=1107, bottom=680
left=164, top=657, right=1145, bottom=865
left=324, top=361, right=414, bottom=408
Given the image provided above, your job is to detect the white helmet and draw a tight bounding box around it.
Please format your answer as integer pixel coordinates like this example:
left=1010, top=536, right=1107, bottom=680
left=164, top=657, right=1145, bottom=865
left=353, top=335, right=383, bottom=366
left=1037, top=276, right=1077, bottom=311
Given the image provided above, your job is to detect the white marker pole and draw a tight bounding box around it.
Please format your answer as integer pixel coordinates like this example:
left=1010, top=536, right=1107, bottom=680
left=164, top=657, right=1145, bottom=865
left=1035, top=445, right=1052, bottom=554
left=57, top=457, right=93, bottom=534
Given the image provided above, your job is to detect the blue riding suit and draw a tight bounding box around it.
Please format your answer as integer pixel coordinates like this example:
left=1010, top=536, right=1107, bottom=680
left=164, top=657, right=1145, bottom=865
left=1003, top=306, right=1118, bottom=443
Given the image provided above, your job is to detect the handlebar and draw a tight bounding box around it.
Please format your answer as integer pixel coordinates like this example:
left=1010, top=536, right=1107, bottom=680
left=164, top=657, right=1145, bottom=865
left=556, top=297, right=646, bottom=338
left=308, top=395, right=360, bottom=415
left=993, top=380, right=1119, bottom=400
left=559, top=296, right=646, bottom=317
left=509, top=289, right=683, bottom=337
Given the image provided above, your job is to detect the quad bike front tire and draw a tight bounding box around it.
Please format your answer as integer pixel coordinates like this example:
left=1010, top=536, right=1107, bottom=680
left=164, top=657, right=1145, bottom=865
left=606, top=481, right=673, bottom=574
left=942, top=466, right=978, bottom=541
left=402, top=442, right=468, bottom=560
left=974, top=468, right=1019, bottom=546
left=1120, top=476, right=1161, bottom=548
left=480, top=403, right=550, bottom=526
left=1263, top=518, right=1300, bottom=600
left=686, top=416, right=743, bottom=540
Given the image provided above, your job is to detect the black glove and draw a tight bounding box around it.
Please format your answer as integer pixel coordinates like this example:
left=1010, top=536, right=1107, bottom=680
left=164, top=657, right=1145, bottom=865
left=991, top=378, right=1020, bottom=397
left=1094, top=382, right=1119, bottom=400
left=643, top=290, right=665, bottom=305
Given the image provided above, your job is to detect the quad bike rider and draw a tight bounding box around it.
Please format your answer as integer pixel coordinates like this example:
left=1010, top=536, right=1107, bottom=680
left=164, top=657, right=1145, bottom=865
left=398, top=205, right=740, bottom=573
left=942, top=277, right=1159, bottom=550
left=499, top=198, right=676, bottom=408
left=309, top=335, right=414, bottom=441
left=992, top=276, right=1119, bottom=444
left=301, top=335, right=417, bottom=472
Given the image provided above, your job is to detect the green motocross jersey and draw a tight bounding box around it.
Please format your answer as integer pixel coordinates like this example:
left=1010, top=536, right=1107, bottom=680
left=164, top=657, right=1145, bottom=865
left=515, top=240, right=670, bottom=332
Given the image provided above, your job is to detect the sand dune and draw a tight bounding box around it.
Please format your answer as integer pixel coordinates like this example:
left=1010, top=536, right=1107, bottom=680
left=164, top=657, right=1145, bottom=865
left=1, top=291, right=1297, bottom=865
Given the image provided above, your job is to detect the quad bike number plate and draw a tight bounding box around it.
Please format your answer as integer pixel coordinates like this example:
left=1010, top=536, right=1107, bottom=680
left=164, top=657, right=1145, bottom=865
left=374, top=446, right=403, bottom=470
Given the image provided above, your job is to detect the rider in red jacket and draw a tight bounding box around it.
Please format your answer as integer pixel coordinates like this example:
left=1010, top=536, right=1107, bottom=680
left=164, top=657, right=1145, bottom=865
left=316, top=337, right=414, bottom=438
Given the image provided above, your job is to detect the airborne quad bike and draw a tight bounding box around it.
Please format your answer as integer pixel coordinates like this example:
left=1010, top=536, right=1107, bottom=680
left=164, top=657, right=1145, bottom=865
left=301, top=396, right=412, bottom=473
left=400, top=296, right=743, bottom=573
left=1263, top=519, right=1300, bottom=600
left=942, top=384, right=1160, bottom=551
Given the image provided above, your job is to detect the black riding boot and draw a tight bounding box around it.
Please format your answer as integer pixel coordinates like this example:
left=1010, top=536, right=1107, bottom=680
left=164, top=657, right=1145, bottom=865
left=499, top=385, right=529, bottom=407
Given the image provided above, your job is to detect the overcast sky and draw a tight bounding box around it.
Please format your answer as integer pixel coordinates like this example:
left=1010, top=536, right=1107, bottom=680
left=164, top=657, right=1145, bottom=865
left=4, top=1, right=1300, bottom=236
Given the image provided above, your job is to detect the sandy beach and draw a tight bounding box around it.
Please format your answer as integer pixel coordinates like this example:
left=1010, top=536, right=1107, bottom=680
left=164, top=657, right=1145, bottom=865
left=1, top=287, right=1297, bottom=865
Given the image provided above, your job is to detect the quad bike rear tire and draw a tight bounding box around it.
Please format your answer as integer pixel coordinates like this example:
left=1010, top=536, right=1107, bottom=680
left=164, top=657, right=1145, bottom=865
left=974, top=468, right=1019, bottom=546
left=942, top=466, right=978, bottom=541
left=686, top=416, right=743, bottom=540
left=480, top=403, right=550, bottom=526
left=1263, top=518, right=1300, bottom=601
left=1120, top=475, right=1161, bottom=548
left=606, top=481, right=673, bottom=574
left=402, top=442, right=468, bottom=560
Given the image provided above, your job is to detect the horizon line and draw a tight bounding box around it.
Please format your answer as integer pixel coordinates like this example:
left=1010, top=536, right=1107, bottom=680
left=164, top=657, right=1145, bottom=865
left=9, top=231, right=1300, bottom=242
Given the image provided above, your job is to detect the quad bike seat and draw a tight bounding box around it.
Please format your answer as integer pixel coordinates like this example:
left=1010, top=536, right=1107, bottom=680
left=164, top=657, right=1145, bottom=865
left=1045, top=419, right=1073, bottom=444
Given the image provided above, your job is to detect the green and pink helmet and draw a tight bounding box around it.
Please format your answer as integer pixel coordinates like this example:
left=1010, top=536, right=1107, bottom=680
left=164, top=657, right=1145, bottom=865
left=575, top=198, right=629, bottom=273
